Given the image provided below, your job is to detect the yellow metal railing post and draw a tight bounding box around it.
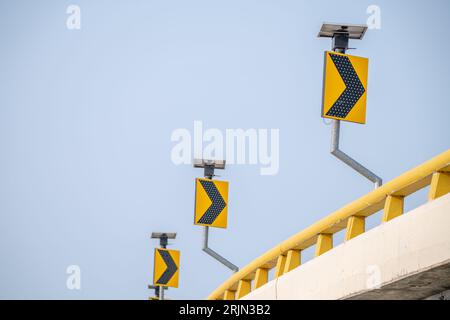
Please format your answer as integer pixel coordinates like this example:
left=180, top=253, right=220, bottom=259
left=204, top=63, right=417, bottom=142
left=345, top=216, right=365, bottom=240
left=236, top=280, right=251, bottom=299
left=254, top=268, right=269, bottom=289
left=274, top=255, right=287, bottom=278
left=315, top=234, right=333, bottom=256
left=223, top=290, right=236, bottom=300
left=284, top=250, right=301, bottom=274
left=428, top=172, right=450, bottom=201
left=382, top=195, right=404, bottom=222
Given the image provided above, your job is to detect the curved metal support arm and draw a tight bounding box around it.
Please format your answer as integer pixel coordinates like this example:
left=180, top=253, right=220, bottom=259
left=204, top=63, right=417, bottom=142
left=331, top=120, right=382, bottom=188
left=203, top=227, right=239, bottom=272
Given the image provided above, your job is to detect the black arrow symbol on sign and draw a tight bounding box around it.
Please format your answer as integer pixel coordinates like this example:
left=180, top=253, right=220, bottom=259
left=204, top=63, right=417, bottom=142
left=197, top=180, right=226, bottom=225
left=156, top=250, right=178, bottom=285
left=326, top=53, right=366, bottom=119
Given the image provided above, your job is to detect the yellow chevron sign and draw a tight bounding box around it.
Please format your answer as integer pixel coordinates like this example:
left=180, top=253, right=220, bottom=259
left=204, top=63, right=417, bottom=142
left=153, top=248, right=180, bottom=288
left=322, top=51, right=369, bottom=124
left=194, top=178, right=229, bottom=229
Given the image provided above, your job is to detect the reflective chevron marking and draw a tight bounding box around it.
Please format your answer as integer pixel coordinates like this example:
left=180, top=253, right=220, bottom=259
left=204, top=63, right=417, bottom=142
left=153, top=248, right=180, bottom=288
left=321, top=51, right=368, bottom=124
left=156, top=249, right=178, bottom=285
left=197, top=180, right=226, bottom=225
left=194, top=178, right=229, bottom=229
left=326, top=53, right=366, bottom=119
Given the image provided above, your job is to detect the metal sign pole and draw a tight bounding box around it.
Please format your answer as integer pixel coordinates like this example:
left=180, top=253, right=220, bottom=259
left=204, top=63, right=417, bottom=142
left=321, top=24, right=382, bottom=189
left=159, top=285, right=164, bottom=301
left=159, top=235, right=167, bottom=300
left=330, top=119, right=382, bottom=188
left=202, top=225, right=238, bottom=272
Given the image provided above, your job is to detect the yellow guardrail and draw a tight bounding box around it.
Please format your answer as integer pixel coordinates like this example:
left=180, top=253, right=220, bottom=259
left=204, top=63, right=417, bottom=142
left=208, top=149, right=450, bottom=300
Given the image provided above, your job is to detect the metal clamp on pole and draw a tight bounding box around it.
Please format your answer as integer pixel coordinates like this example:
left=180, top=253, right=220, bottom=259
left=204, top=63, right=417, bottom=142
left=148, top=285, right=167, bottom=300
left=194, top=159, right=239, bottom=272
left=318, top=23, right=383, bottom=189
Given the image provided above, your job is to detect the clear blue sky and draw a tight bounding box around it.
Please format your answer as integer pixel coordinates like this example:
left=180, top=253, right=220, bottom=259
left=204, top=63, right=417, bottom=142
left=0, top=0, right=449, bottom=299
